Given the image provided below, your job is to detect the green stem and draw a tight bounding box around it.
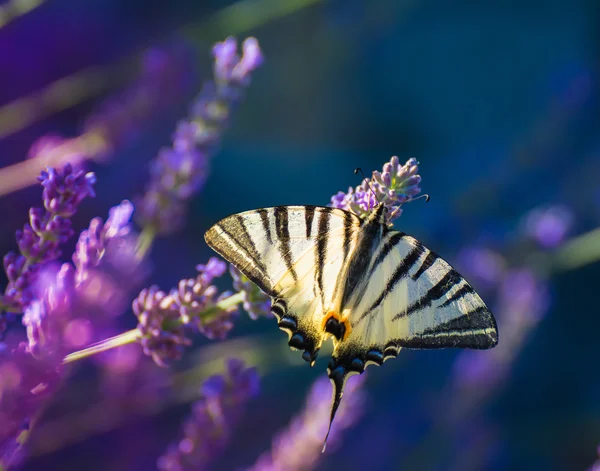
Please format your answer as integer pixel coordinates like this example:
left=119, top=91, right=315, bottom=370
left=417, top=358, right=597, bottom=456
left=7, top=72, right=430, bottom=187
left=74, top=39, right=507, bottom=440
left=62, top=291, right=245, bottom=365
left=135, top=226, right=156, bottom=258
left=550, top=227, right=600, bottom=273
left=62, top=329, right=140, bottom=364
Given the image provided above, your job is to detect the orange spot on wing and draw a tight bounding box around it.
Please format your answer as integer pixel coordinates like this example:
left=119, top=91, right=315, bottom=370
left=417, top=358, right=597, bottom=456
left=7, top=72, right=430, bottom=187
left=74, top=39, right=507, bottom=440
left=321, top=310, right=352, bottom=342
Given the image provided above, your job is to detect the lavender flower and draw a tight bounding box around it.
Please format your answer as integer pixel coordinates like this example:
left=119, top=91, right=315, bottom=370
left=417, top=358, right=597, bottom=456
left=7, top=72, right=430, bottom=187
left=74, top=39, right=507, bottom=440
left=177, top=258, right=237, bottom=339
left=20, top=200, right=144, bottom=366
left=133, top=286, right=189, bottom=368
left=330, top=156, right=422, bottom=222
left=0, top=165, right=95, bottom=332
left=134, top=257, right=235, bottom=367
left=247, top=374, right=366, bottom=471
left=157, top=358, right=259, bottom=471
left=136, top=37, right=263, bottom=235
left=229, top=265, right=271, bottom=320
left=73, top=200, right=147, bottom=317
left=22, top=264, right=76, bottom=361
left=522, top=204, right=574, bottom=249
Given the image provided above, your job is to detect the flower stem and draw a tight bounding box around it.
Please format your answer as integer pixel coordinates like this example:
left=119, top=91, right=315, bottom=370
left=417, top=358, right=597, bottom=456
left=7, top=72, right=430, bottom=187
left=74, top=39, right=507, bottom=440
left=551, top=227, right=600, bottom=273
left=135, top=226, right=156, bottom=258
left=62, top=329, right=141, bottom=364
left=62, top=291, right=246, bottom=364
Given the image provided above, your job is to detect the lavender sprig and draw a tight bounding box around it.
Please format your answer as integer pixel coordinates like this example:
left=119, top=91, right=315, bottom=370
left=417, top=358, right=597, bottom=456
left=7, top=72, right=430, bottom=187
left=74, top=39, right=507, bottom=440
left=157, top=358, right=259, bottom=471
left=21, top=200, right=143, bottom=363
left=136, top=37, right=263, bottom=237
left=0, top=164, right=95, bottom=332
left=134, top=257, right=237, bottom=367
left=330, top=156, right=422, bottom=223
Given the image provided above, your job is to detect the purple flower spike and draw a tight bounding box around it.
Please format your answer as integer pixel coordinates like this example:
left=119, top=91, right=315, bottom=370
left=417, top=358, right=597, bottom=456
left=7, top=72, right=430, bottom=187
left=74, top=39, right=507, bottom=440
left=1, top=165, right=95, bottom=331
left=157, top=358, right=259, bottom=471
left=134, top=257, right=234, bottom=366
left=134, top=286, right=190, bottom=368
left=329, top=156, right=422, bottom=223
left=39, top=164, right=96, bottom=218
left=136, top=37, right=263, bottom=236
left=73, top=200, right=137, bottom=273
left=229, top=265, right=271, bottom=320
left=174, top=257, right=237, bottom=340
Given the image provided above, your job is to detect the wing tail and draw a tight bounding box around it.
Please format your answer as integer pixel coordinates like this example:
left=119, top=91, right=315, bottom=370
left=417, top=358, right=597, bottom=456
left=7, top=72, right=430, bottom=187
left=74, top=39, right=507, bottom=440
left=323, top=359, right=347, bottom=452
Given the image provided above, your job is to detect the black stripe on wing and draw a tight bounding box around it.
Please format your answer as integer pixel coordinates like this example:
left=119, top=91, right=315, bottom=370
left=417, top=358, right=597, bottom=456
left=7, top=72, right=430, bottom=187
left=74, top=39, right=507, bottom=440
left=394, top=268, right=463, bottom=320
left=257, top=208, right=273, bottom=245
left=411, top=250, right=438, bottom=281
left=367, top=231, right=406, bottom=278
left=316, top=208, right=332, bottom=308
left=304, top=205, right=316, bottom=238
left=274, top=206, right=298, bottom=282
left=205, top=223, right=275, bottom=297
left=342, top=210, right=355, bottom=261
left=397, top=306, right=498, bottom=349
left=358, top=242, right=424, bottom=322
left=438, top=283, right=475, bottom=308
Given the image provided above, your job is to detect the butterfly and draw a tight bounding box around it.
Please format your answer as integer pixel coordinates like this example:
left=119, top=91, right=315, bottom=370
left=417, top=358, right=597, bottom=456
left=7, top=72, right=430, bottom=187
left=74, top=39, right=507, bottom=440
left=204, top=202, right=498, bottom=449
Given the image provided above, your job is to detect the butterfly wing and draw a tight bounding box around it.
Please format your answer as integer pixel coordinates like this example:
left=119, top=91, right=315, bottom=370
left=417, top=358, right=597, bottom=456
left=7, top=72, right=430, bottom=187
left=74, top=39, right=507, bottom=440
left=204, top=205, right=362, bottom=364
left=330, top=229, right=497, bottom=373
left=320, top=229, right=497, bottom=446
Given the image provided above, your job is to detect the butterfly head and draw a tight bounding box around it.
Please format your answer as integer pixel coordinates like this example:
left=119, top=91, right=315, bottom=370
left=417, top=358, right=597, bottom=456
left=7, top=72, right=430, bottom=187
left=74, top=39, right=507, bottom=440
left=365, top=202, right=388, bottom=226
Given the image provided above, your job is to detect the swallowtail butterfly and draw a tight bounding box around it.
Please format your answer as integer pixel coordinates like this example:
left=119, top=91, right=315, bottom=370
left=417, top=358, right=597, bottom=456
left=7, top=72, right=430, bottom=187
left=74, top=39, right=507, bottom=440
left=205, top=203, right=498, bottom=449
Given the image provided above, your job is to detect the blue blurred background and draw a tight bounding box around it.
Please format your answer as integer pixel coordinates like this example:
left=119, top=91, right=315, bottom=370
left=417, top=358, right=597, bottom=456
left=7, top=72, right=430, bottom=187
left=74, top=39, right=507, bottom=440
left=1, top=0, right=599, bottom=469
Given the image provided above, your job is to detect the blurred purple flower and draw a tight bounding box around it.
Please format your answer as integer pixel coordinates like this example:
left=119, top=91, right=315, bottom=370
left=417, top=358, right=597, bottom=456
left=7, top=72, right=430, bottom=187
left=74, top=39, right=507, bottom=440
left=588, top=445, right=600, bottom=471
left=449, top=268, right=550, bottom=417
left=247, top=374, right=366, bottom=471
left=330, top=156, right=422, bottom=222
left=523, top=205, right=574, bottom=249
left=22, top=263, right=76, bottom=361
left=229, top=265, right=271, bottom=320
left=0, top=341, right=63, bottom=470
left=134, top=257, right=234, bottom=367
left=157, top=358, right=259, bottom=471
left=73, top=200, right=148, bottom=318
left=20, top=200, right=145, bottom=363
left=1, top=165, right=96, bottom=332
left=83, top=42, right=196, bottom=159
left=455, top=247, right=507, bottom=292
left=136, top=37, right=263, bottom=235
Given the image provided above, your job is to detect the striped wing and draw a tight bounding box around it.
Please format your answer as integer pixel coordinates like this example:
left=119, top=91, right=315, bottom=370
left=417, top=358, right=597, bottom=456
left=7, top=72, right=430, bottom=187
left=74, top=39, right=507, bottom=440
left=204, top=205, right=362, bottom=364
left=330, top=230, right=498, bottom=374
left=322, top=230, right=497, bottom=446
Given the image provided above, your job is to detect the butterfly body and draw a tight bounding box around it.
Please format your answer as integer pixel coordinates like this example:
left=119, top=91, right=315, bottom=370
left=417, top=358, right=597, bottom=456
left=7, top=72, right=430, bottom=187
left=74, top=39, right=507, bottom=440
left=205, top=203, right=498, bottom=445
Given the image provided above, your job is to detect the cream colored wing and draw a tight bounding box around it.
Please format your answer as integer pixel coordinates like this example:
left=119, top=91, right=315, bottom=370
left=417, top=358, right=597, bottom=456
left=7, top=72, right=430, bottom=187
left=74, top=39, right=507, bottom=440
left=205, top=205, right=362, bottom=364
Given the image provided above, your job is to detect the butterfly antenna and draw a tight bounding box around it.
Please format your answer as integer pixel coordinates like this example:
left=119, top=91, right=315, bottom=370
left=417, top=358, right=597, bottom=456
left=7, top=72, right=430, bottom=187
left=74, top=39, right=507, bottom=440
left=354, top=167, right=380, bottom=205
left=404, top=193, right=430, bottom=204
